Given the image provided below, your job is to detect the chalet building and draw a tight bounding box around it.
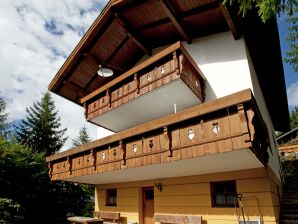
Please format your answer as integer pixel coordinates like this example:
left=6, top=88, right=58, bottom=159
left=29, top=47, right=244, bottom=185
left=46, top=0, right=289, bottom=224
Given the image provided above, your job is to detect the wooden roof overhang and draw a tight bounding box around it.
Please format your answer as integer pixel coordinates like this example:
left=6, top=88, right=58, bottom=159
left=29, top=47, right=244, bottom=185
left=48, top=0, right=289, bottom=131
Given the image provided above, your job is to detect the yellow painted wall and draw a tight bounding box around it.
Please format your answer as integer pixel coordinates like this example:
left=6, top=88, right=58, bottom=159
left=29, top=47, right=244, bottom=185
left=95, top=167, right=281, bottom=224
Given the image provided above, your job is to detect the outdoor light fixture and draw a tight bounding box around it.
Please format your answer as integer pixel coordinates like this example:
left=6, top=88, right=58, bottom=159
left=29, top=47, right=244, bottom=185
left=97, top=65, right=113, bottom=77
left=155, top=182, right=162, bottom=192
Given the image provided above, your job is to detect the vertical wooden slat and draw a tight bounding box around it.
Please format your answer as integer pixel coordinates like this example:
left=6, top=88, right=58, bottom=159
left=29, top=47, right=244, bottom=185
left=163, top=126, right=172, bottom=157
left=119, top=140, right=126, bottom=165
left=237, top=103, right=251, bottom=142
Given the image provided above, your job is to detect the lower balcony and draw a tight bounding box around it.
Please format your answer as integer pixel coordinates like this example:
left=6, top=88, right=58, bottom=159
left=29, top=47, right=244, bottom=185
left=46, top=89, right=270, bottom=184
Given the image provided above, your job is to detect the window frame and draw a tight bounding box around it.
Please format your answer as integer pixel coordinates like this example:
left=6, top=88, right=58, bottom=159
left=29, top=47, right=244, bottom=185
left=210, top=180, right=238, bottom=208
left=106, top=189, right=117, bottom=206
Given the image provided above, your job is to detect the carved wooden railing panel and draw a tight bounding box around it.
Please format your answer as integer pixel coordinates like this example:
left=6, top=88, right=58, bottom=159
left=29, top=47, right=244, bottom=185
left=47, top=90, right=270, bottom=181
left=81, top=42, right=206, bottom=122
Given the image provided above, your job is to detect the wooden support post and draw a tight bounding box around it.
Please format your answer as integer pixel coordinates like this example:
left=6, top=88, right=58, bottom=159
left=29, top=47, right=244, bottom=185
left=83, top=102, right=88, bottom=119
left=158, top=0, right=191, bottom=43
left=119, top=140, right=126, bottom=165
left=91, top=149, right=96, bottom=171
left=107, top=89, right=111, bottom=108
left=67, top=156, right=73, bottom=175
left=173, top=51, right=180, bottom=75
left=219, top=3, right=240, bottom=40
left=134, top=73, right=139, bottom=94
left=237, top=103, right=251, bottom=142
left=163, top=126, right=172, bottom=157
left=48, top=162, right=53, bottom=178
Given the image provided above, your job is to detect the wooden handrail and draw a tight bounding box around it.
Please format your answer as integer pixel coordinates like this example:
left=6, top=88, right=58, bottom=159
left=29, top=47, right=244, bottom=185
left=47, top=89, right=253, bottom=162
left=80, top=41, right=206, bottom=104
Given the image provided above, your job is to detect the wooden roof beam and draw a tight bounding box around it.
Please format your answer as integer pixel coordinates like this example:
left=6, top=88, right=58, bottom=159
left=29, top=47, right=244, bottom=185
left=84, top=53, right=125, bottom=73
left=106, top=36, right=129, bottom=63
left=219, top=3, right=241, bottom=40
left=158, top=0, right=191, bottom=43
left=115, top=14, right=151, bottom=56
left=62, top=80, right=86, bottom=99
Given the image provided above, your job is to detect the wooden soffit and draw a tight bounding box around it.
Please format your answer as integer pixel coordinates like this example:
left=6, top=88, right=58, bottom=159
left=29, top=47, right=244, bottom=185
left=48, top=0, right=239, bottom=105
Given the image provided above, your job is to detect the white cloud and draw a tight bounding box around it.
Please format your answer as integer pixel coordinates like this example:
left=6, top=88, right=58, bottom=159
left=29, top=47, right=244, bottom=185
left=287, top=81, right=298, bottom=107
left=0, top=0, right=111, bottom=150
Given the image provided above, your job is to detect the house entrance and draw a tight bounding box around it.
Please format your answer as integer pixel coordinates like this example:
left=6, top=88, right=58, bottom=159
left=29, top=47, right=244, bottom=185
left=142, top=187, right=154, bottom=224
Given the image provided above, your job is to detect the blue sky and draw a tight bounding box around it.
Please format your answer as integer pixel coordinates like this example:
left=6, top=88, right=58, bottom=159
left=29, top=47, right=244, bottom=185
left=277, top=13, right=298, bottom=109
left=0, top=1, right=296, bottom=150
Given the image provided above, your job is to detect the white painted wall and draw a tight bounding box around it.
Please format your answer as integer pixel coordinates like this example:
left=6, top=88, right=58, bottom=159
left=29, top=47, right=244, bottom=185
left=183, top=31, right=280, bottom=180
left=245, top=45, right=281, bottom=180
left=183, top=32, right=253, bottom=101
left=96, top=31, right=281, bottom=180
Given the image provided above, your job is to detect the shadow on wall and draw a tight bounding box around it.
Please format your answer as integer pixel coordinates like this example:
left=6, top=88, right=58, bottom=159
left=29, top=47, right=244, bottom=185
left=183, top=32, right=246, bottom=65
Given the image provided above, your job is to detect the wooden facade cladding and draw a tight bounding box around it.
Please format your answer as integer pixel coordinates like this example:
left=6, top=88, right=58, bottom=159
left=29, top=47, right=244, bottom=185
left=81, top=42, right=206, bottom=123
left=46, top=89, right=269, bottom=181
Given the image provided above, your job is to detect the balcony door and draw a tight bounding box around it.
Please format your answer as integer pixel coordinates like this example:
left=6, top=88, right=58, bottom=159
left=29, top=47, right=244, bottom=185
left=142, top=187, right=154, bottom=224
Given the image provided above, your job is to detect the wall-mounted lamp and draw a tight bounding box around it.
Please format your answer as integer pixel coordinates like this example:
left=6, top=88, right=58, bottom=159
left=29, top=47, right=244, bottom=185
left=154, top=182, right=162, bottom=192
left=97, top=65, right=113, bottom=78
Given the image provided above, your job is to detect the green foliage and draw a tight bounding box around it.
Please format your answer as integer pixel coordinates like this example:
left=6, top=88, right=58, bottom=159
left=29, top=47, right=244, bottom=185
left=223, top=0, right=298, bottom=75
left=16, top=92, right=67, bottom=156
left=285, top=11, right=298, bottom=74
left=72, top=126, right=91, bottom=147
left=0, top=198, right=23, bottom=224
left=72, top=126, right=94, bottom=217
left=223, top=0, right=297, bottom=22
left=290, top=106, right=298, bottom=129
left=0, top=137, right=88, bottom=222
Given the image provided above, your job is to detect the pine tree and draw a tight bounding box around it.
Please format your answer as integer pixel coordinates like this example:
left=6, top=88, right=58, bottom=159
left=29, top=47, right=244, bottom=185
left=72, top=126, right=94, bottom=217
left=72, top=125, right=91, bottom=147
left=16, top=92, right=67, bottom=156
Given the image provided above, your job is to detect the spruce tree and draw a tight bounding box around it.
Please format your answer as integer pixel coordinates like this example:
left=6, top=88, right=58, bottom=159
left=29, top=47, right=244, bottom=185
left=72, top=126, right=94, bottom=217
left=16, top=92, right=67, bottom=156
left=72, top=125, right=91, bottom=147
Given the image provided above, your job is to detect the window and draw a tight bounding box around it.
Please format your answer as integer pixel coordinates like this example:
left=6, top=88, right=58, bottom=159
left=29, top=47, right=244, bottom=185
left=210, top=181, right=237, bottom=207
left=106, top=189, right=117, bottom=206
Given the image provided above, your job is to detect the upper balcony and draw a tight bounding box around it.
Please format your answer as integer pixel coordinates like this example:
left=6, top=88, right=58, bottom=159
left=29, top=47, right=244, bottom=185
left=46, top=89, right=270, bottom=184
left=81, top=42, right=206, bottom=132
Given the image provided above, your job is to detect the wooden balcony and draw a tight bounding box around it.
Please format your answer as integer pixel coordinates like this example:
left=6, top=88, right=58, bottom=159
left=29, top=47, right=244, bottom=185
left=81, top=42, right=206, bottom=132
left=46, top=89, right=269, bottom=184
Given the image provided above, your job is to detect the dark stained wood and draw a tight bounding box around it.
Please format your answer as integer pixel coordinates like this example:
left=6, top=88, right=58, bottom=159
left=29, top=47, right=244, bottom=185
left=47, top=89, right=253, bottom=162
left=48, top=0, right=231, bottom=104
left=115, top=14, right=151, bottom=55
left=47, top=89, right=270, bottom=182
left=106, top=36, right=129, bottom=63
left=81, top=42, right=205, bottom=104
left=84, top=42, right=205, bottom=121
left=143, top=187, right=154, bottom=224
left=158, top=0, right=191, bottom=43
left=84, top=53, right=125, bottom=73
left=219, top=3, right=240, bottom=40
left=46, top=0, right=288, bottom=136
left=180, top=1, right=219, bottom=18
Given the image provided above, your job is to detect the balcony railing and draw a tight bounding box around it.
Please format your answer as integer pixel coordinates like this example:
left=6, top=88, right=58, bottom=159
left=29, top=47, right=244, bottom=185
left=80, top=42, right=206, bottom=131
left=46, top=89, right=270, bottom=181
